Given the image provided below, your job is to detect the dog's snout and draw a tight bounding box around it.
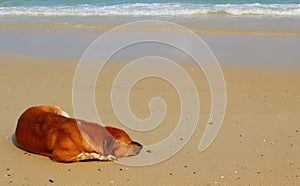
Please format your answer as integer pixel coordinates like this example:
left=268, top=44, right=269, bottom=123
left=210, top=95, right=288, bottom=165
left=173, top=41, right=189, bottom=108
left=130, top=141, right=143, bottom=155
left=131, top=141, right=143, bottom=148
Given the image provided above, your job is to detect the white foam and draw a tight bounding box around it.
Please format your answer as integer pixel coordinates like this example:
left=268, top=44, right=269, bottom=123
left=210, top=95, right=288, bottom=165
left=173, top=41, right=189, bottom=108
left=0, top=3, right=300, bottom=16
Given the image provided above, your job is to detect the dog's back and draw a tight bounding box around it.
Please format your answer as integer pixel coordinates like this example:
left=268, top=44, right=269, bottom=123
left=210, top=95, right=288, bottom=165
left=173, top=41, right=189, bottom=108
left=15, top=106, right=78, bottom=157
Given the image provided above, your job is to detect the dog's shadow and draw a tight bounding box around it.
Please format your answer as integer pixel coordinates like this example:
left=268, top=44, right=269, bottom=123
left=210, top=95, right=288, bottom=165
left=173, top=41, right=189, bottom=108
left=11, top=134, right=36, bottom=155
left=11, top=133, right=18, bottom=148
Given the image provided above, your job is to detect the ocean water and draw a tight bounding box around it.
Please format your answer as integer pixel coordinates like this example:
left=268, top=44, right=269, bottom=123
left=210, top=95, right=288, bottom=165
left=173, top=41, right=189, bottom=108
left=0, top=0, right=300, bottom=16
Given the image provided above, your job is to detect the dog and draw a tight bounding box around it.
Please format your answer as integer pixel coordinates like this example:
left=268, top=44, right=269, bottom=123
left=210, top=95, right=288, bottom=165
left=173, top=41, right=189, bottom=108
left=15, top=106, right=142, bottom=163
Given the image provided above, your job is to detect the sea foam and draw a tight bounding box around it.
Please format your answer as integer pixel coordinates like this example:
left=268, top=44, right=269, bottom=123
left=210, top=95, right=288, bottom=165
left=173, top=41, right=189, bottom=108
left=0, top=3, right=300, bottom=16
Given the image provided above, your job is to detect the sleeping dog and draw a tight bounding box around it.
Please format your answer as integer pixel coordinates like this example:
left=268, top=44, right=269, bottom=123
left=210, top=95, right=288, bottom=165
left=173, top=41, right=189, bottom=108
left=15, top=106, right=142, bottom=163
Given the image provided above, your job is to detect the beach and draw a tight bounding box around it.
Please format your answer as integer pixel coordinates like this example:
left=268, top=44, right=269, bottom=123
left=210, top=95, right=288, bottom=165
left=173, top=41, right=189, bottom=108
left=0, top=14, right=300, bottom=186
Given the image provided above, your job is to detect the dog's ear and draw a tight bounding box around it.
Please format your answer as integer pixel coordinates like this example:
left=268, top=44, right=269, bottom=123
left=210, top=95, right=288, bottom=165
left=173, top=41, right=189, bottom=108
left=77, top=120, right=109, bottom=155
left=105, top=126, right=132, bottom=144
left=103, top=135, right=115, bottom=156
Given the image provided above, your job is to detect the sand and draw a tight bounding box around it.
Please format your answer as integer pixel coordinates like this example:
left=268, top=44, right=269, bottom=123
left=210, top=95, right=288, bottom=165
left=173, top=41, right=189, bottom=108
left=0, top=16, right=300, bottom=185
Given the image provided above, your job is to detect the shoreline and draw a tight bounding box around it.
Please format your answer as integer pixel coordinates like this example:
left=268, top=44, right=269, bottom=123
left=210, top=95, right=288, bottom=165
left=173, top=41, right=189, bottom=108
left=1, top=15, right=300, bottom=32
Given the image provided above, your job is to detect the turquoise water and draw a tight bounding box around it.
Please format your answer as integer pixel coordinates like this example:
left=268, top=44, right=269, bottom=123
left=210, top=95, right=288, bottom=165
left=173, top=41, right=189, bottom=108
left=0, top=0, right=300, bottom=16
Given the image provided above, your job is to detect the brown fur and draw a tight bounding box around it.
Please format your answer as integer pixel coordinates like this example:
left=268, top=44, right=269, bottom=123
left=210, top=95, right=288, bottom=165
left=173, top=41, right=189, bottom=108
left=15, top=106, right=142, bottom=163
left=105, top=126, right=143, bottom=158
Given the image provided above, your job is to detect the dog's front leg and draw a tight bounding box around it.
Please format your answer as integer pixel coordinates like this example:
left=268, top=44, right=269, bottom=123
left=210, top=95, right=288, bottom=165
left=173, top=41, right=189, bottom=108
left=76, top=152, right=116, bottom=161
left=99, top=154, right=117, bottom=161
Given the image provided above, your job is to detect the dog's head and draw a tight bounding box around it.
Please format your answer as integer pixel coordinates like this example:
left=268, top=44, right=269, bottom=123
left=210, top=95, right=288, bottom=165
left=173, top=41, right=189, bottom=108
left=105, top=126, right=143, bottom=158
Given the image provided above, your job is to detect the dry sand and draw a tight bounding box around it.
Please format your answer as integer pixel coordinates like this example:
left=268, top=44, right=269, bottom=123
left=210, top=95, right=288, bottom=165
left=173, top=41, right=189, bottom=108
left=0, top=54, right=299, bottom=185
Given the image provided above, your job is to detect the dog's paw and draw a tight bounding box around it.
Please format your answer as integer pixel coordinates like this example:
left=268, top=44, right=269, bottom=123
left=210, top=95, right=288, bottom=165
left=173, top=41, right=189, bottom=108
left=106, top=154, right=117, bottom=161
left=99, top=154, right=117, bottom=161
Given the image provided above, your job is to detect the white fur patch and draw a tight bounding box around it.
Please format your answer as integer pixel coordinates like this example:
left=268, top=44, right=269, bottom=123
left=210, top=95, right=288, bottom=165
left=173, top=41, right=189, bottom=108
left=53, top=106, right=70, bottom=118
left=76, top=152, right=116, bottom=161
left=61, top=111, right=70, bottom=118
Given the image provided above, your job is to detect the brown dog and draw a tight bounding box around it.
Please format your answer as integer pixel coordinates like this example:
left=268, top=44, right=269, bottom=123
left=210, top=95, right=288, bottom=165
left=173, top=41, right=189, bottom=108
left=15, top=106, right=142, bottom=163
